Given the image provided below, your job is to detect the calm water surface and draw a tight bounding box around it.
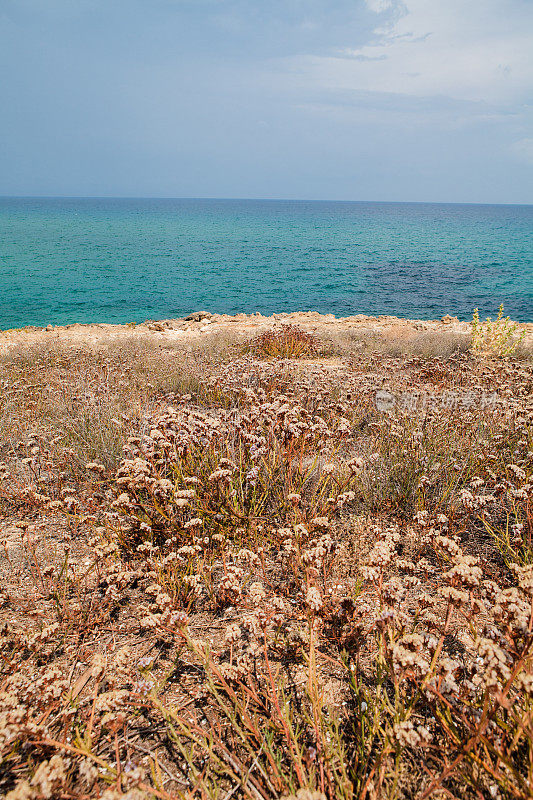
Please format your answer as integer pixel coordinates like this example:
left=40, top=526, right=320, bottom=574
left=0, top=197, right=531, bottom=328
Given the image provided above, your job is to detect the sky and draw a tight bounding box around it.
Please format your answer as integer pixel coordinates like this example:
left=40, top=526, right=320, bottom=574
left=1, top=0, right=532, bottom=203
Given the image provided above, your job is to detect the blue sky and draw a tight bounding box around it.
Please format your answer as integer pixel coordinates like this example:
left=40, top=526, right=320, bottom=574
left=1, top=0, right=532, bottom=202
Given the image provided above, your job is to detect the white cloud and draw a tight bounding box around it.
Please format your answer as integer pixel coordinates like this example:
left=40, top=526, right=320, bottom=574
left=364, top=0, right=394, bottom=12
left=293, top=0, right=533, bottom=106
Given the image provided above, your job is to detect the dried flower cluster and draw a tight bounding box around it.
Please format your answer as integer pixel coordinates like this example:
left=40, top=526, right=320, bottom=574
left=0, top=334, right=531, bottom=799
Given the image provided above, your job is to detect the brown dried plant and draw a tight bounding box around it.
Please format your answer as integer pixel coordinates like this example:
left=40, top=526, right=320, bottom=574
left=0, top=334, right=531, bottom=799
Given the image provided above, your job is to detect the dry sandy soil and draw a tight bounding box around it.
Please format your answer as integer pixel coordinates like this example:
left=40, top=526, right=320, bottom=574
left=2, top=310, right=532, bottom=355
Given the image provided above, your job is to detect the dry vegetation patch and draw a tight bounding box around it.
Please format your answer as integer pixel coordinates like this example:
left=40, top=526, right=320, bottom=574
left=243, top=326, right=323, bottom=359
left=0, top=331, right=532, bottom=800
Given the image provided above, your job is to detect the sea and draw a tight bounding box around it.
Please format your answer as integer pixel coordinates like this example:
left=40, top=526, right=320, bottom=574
left=0, top=197, right=532, bottom=329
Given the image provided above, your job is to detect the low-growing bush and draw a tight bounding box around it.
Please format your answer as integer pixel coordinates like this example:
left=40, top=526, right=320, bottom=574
left=472, top=304, right=526, bottom=358
left=0, top=337, right=532, bottom=800
left=243, top=325, right=322, bottom=359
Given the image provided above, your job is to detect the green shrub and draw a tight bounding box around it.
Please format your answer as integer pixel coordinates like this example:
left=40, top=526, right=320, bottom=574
left=471, top=304, right=525, bottom=358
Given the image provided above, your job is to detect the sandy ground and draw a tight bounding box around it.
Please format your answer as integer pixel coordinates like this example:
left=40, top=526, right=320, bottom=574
left=2, top=310, right=532, bottom=353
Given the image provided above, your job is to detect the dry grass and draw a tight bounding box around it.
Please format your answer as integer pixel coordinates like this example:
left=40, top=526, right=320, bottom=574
left=322, top=328, right=473, bottom=361
left=243, top=326, right=323, bottom=359
left=0, top=331, right=532, bottom=800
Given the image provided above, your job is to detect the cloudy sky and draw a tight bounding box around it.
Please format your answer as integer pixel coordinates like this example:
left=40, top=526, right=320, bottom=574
left=1, top=0, right=532, bottom=202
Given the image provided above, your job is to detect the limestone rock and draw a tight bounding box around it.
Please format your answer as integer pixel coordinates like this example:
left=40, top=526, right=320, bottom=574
left=184, top=311, right=212, bottom=322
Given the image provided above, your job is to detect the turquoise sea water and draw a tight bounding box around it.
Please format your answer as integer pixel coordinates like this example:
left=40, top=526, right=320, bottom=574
left=0, top=198, right=532, bottom=329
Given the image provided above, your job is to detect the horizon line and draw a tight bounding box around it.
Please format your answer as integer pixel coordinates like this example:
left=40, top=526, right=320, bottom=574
left=1, top=195, right=532, bottom=208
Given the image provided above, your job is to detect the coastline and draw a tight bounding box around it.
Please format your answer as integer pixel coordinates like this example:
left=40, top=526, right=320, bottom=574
left=1, top=310, right=533, bottom=354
